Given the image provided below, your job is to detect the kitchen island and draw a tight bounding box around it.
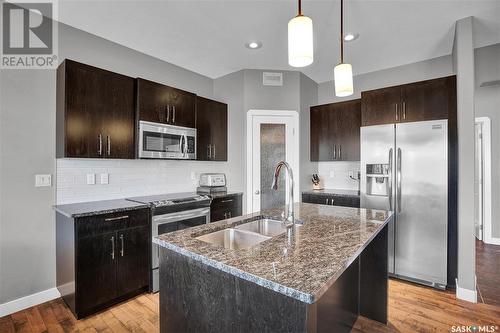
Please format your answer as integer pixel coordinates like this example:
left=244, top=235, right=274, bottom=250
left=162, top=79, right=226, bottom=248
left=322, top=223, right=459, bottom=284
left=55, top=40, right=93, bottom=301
left=153, top=203, right=392, bottom=333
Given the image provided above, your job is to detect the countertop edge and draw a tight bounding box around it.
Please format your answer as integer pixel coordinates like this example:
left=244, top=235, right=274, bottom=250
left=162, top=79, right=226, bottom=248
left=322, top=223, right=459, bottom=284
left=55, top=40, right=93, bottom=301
left=53, top=203, right=150, bottom=218
left=153, top=236, right=315, bottom=304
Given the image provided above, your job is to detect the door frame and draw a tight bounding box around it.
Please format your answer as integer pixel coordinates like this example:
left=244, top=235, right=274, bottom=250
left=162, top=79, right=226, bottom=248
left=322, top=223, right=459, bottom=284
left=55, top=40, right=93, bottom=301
left=246, top=110, right=300, bottom=213
left=475, top=117, right=498, bottom=245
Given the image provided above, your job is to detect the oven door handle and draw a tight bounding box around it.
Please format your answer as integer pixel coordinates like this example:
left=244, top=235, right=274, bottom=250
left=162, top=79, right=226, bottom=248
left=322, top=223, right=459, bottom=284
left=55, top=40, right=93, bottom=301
left=153, top=208, right=210, bottom=224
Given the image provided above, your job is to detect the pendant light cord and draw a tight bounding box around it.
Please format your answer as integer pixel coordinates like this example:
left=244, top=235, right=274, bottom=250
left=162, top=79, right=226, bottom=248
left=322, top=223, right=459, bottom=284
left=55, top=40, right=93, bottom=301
left=340, top=0, right=344, bottom=63
left=298, top=0, right=302, bottom=16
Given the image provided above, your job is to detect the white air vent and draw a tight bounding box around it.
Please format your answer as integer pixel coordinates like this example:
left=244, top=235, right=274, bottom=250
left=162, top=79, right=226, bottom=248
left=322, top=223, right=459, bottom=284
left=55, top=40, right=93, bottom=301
left=263, top=72, right=283, bottom=86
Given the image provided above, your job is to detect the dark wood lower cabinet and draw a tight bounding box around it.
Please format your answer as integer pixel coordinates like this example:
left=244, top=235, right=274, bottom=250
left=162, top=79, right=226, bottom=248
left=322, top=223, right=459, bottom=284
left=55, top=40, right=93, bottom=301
left=302, top=193, right=360, bottom=208
left=56, top=208, right=150, bottom=319
left=210, top=194, right=243, bottom=222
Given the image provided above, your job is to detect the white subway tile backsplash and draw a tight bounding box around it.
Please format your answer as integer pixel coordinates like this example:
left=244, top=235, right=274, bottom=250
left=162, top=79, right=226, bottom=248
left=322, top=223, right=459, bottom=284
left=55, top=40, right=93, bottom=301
left=317, top=161, right=360, bottom=191
left=56, top=158, right=237, bottom=204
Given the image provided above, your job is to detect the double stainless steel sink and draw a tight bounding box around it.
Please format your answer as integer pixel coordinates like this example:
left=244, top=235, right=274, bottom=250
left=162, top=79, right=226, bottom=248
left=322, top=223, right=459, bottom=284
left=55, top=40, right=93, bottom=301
left=196, top=219, right=290, bottom=250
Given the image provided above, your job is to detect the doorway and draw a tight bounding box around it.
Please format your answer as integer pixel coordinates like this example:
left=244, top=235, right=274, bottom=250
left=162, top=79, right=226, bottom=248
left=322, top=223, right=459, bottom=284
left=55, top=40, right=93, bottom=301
left=246, top=110, right=299, bottom=213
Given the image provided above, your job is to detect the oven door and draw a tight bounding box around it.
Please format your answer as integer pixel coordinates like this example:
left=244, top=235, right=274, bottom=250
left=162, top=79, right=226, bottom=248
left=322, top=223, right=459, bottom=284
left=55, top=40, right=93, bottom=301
left=151, top=207, right=210, bottom=291
left=139, top=121, right=196, bottom=159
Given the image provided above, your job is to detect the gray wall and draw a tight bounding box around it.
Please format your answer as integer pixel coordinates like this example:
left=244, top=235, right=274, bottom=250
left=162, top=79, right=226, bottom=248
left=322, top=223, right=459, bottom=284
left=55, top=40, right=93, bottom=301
left=0, top=22, right=216, bottom=304
left=474, top=43, right=500, bottom=238
left=453, top=16, right=476, bottom=294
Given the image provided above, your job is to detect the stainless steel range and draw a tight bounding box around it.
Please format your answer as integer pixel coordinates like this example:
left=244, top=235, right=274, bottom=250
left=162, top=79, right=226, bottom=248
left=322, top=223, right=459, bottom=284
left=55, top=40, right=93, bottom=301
left=127, top=193, right=211, bottom=292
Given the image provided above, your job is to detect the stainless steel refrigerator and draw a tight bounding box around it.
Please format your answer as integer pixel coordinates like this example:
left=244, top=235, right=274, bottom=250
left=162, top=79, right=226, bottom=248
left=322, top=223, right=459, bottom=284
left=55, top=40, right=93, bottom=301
left=360, top=120, right=448, bottom=289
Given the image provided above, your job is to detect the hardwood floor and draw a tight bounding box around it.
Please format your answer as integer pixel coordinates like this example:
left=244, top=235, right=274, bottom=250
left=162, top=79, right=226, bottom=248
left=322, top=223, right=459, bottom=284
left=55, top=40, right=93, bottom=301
left=476, top=239, right=500, bottom=307
left=1, top=279, right=499, bottom=333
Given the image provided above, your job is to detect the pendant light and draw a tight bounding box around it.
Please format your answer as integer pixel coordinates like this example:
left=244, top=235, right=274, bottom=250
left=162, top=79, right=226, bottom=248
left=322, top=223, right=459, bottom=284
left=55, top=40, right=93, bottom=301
left=288, top=0, right=314, bottom=67
left=334, top=0, right=354, bottom=97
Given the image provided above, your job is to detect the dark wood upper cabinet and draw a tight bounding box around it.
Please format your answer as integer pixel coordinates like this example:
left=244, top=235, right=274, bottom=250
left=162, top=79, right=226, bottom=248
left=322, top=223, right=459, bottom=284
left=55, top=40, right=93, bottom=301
left=136, top=78, right=196, bottom=128
left=361, top=87, right=401, bottom=126
left=310, top=100, right=361, bottom=162
left=196, top=96, right=228, bottom=161
left=361, top=76, right=456, bottom=126
left=401, top=76, right=455, bottom=123
left=56, top=59, right=135, bottom=159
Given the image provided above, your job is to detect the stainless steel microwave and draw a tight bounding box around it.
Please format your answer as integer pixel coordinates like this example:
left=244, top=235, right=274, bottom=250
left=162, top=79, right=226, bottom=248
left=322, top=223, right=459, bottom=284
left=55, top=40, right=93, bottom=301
left=138, top=121, right=196, bottom=159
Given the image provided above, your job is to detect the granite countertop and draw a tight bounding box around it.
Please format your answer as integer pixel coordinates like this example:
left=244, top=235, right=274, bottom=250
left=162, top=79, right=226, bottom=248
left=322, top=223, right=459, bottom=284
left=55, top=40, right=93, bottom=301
left=153, top=203, right=392, bottom=304
left=54, top=199, right=149, bottom=218
left=302, top=189, right=360, bottom=197
left=206, top=191, right=244, bottom=199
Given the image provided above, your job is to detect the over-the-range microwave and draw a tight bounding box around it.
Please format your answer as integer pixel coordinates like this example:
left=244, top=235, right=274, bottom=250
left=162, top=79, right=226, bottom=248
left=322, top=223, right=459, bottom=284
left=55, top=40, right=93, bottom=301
left=138, top=120, right=196, bottom=159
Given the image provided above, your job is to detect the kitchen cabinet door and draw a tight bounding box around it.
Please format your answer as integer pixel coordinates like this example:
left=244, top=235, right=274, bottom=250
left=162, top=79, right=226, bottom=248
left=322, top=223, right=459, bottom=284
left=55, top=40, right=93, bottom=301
left=335, top=100, right=361, bottom=161
left=76, top=232, right=117, bottom=312
left=361, top=87, right=402, bottom=126
left=136, top=78, right=196, bottom=128
left=116, top=226, right=150, bottom=296
left=401, top=76, right=455, bottom=123
left=310, top=104, right=336, bottom=161
left=196, top=96, right=228, bottom=161
left=57, top=60, right=135, bottom=159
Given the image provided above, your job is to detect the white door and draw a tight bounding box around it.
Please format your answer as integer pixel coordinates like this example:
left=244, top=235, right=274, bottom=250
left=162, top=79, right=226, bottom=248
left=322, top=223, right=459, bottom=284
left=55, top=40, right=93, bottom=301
left=474, top=122, right=484, bottom=240
left=247, top=113, right=298, bottom=213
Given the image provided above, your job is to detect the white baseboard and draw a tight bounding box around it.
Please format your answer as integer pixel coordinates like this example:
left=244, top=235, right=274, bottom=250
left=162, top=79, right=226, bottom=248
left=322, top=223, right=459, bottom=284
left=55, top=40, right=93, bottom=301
left=455, top=278, right=477, bottom=303
left=0, top=288, right=61, bottom=317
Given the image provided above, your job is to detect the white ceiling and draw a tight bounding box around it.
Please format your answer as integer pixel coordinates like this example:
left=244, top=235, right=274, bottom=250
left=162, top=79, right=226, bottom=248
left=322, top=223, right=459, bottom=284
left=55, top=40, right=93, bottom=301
left=57, top=0, right=500, bottom=83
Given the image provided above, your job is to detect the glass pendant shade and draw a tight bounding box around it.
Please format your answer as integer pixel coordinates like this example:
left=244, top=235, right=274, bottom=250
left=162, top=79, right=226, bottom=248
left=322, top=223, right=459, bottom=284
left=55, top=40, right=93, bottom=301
left=288, top=15, right=314, bottom=67
left=334, top=63, right=353, bottom=97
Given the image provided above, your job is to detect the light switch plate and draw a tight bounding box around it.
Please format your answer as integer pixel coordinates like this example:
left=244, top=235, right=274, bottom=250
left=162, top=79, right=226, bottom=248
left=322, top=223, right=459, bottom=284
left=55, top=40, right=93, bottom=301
left=35, top=174, right=51, bottom=187
left=329, top=171, right=335, bottom=178
left=86, top=173, right=96, bottom=185
left=100, top=173, right=109, bottom=185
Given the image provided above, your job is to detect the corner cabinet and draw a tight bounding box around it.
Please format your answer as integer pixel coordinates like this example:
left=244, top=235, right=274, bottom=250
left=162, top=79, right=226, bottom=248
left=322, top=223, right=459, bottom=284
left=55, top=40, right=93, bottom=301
left=361, top=76, right=456, bottom=126
left=310, top=99, right=361, bottom=161
left=136, top=78, right=196, bottom=128
left=56, top=60, right=136, bottom=159
left=196, top=96, right=228, bottom=161
left=56, top=208, right=150, bottom=319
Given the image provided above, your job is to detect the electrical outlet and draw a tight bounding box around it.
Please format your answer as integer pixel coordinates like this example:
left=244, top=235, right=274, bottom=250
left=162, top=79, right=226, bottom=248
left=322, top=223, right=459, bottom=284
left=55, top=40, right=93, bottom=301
left=86, top=173, right=96, bottom=185
left=35, top=174, right=52, bottom=187
left=348, top=171, right=354, bottom=178
left=191, top=172, right=198, bottom=181
left=100, top=173, right=109, bottom=185
left=329, top=171, right=335, bottom=178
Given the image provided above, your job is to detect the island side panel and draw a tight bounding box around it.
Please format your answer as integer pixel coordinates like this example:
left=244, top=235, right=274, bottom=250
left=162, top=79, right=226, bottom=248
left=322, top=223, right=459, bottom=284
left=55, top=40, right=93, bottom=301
left=310, top=257, right=360, bottom=333
left=159, top=248, right=309, bottom=333
left=359, top=224, right=388, bottom=324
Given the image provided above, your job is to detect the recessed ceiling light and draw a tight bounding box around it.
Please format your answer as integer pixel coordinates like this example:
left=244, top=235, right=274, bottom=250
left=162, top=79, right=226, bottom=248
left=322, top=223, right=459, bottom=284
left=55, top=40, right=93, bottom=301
left=344, top=33, right=359, bottom=42
left=245, top=41, right=262, bottom=49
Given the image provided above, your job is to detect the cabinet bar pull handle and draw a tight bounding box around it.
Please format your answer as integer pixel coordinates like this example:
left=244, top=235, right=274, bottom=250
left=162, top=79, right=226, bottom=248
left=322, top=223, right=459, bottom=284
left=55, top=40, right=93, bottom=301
left=120, top=234, right=124, bottom=257
left=166, top=105, right=170, bottom=123
left=333, top=145, right=337, bottom=159
left=402, top=101, right=406, bottom=120
left=111, top=236, right=115, bottom=260
left=325, top=198, right=328, bottom=205
left=98, top=134, right=103, bottom=156
left=228, top=212, right=231, bottom=218
left=220, top=199, right=233, bottom=203
left=207, top=144, right=211, bottom=159
left=338, top=145, right=342, bottom=160
left=395, top=104, right=399, bottom=121
left=107, top=135, right=111, bottom=156
left=213, top=144, right=215, bottom=159
left=104, top=215, right=129, bottom=222
left=224, top=212, right=227, bottom=219
left=172, top=106, right=176, bottom=123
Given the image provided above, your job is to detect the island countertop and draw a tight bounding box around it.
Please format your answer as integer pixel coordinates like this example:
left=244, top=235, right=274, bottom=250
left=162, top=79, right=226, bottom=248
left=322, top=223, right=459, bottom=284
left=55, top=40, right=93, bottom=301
left=153, top=203, right=392, bottom=304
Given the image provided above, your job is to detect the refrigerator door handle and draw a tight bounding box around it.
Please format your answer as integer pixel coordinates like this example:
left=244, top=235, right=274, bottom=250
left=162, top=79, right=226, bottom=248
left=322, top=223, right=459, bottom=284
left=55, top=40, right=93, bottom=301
left=388, top=148, right=393, bottom=211
left=397, top=147, right=402, bottom=213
